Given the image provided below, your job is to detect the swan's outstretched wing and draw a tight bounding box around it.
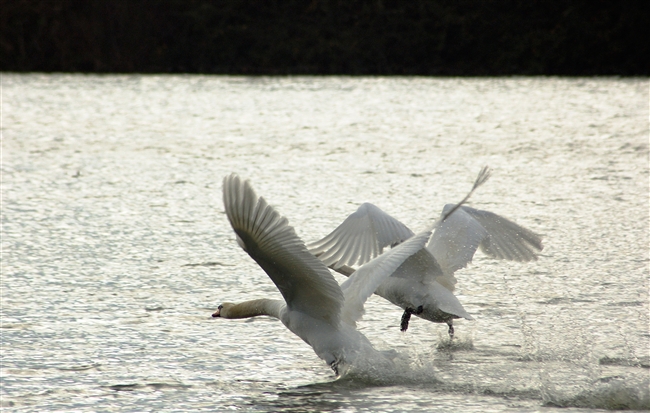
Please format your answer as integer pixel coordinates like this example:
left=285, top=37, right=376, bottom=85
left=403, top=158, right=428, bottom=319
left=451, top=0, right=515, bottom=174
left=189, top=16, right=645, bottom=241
left=461, top=206, right=544, bottom=261
left=223, top=174, right=344, bottom=326
left=308, top=203, right=415, bottom=269
left=428, top=204, right=544, bottom=275
left=339, top=231, right=431, bottom=327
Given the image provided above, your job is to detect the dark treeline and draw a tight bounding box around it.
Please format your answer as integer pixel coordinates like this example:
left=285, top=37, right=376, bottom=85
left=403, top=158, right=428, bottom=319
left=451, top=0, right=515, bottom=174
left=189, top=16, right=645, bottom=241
left=1, top=0, right=648, bottom=75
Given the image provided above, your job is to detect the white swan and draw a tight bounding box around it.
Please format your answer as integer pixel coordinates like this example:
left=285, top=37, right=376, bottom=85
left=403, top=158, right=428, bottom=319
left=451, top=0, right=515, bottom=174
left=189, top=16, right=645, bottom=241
left=213, top=174, right=433, bottom=374
left=308, top=175, right=543, bottom=337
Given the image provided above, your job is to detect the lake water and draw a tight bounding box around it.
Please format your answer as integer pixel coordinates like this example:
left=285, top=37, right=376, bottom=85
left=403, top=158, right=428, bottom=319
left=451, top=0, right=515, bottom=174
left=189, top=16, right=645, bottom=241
left=2, top=74, right=649, bottom=412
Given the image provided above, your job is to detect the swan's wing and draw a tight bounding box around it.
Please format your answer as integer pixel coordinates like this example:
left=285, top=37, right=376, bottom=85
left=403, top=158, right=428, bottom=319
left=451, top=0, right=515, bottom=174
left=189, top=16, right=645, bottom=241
left=459, top=205, right=543, bottom=262
left=223, top=174, right=344, bottom=326
left=427, top=204, right=543, bottom=275
left=339, top=231, right=431, bottom=327
left=308, top=203, right=415, bottom=269
left=426, top=205, right=488, bottom=275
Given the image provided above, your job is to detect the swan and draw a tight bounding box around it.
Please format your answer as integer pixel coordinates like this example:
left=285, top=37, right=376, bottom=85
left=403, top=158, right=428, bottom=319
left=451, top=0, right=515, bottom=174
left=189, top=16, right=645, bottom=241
left=213, top=174, right=434, bottom=374
left=308, top=172, right=543, bottom=337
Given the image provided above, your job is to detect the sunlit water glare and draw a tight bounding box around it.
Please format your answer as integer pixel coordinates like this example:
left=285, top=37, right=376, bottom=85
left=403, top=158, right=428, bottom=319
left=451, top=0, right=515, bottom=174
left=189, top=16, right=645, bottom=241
left=2, top=74, right=649, bottom=412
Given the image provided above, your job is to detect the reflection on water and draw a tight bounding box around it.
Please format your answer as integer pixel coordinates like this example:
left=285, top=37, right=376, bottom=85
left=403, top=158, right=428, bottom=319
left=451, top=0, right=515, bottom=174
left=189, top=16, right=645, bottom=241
left=2, top=74, right=648, bottom=412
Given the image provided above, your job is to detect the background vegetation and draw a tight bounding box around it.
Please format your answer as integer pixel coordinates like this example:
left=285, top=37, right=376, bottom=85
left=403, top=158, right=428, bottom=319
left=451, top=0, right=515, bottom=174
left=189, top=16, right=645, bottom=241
left=2, top=0, right=648, bottom=75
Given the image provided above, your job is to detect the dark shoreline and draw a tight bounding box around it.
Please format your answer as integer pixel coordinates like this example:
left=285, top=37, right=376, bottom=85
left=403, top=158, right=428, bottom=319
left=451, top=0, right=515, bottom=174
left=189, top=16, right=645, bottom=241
left=2, top=0, right=648, bottom=75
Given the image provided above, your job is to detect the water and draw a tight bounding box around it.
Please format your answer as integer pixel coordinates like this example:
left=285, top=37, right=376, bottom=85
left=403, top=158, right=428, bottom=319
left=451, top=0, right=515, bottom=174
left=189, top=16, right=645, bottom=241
left=2, top=74, right=649, bottom=412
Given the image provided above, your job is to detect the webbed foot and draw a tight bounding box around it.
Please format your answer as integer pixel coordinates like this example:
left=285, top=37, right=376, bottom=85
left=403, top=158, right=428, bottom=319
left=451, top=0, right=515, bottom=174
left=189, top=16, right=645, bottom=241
left=447, top=320, right=454, bottom=340
left=400, top=305, right=424, bottom=332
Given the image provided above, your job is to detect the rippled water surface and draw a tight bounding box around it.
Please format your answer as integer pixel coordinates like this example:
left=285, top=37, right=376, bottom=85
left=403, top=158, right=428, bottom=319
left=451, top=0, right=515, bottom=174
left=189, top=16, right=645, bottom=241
left=2, top=74, right=649, bottom=412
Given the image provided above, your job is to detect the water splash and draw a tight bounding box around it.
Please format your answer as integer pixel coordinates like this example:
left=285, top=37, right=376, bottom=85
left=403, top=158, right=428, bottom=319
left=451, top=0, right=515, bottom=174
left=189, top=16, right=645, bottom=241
left=435, top=332, right=475, bottom=351
left=335, top=351, right=442, bottom=387
left=542, top=376, right=650, bottom=410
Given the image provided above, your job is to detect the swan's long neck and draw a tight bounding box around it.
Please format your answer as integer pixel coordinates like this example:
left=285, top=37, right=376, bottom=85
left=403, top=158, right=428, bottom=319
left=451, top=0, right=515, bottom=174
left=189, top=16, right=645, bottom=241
left=221, top=299, right=284, bottom=319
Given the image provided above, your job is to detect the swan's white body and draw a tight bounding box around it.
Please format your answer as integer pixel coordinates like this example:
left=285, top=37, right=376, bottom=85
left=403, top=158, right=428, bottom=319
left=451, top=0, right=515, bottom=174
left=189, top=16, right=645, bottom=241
left=217, top=298, right=381, bottom=370
left=215, top=174, right=433, bottom=373
left=308, top=202, right=543, bottom=330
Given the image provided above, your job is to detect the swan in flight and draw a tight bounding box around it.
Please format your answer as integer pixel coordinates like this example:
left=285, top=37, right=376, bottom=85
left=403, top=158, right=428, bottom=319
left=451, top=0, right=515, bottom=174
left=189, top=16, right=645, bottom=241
left=308, top=171, right=543, bottom=337
left=213, top=174, right=433, bottom=374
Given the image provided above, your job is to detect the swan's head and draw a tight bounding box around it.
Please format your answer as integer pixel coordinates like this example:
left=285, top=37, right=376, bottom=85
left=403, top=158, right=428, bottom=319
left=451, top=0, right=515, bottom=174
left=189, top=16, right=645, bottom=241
left=212, top=303, right=236, bottom=318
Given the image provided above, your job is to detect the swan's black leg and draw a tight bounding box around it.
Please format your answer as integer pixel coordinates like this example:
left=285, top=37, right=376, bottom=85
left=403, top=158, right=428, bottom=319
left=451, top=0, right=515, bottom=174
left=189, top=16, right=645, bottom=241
left=400, top=310, right=412, bottom=332
left=447, top=320, right=454, bottom=340
left=330, top=359, right=340, bottom=376
left=400, top=306, right=424, bottom=332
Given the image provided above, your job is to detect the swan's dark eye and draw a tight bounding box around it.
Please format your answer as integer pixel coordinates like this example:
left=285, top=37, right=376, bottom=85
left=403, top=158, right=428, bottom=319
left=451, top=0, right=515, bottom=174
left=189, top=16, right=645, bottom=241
left=218, top=304, right=223, bottom=310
